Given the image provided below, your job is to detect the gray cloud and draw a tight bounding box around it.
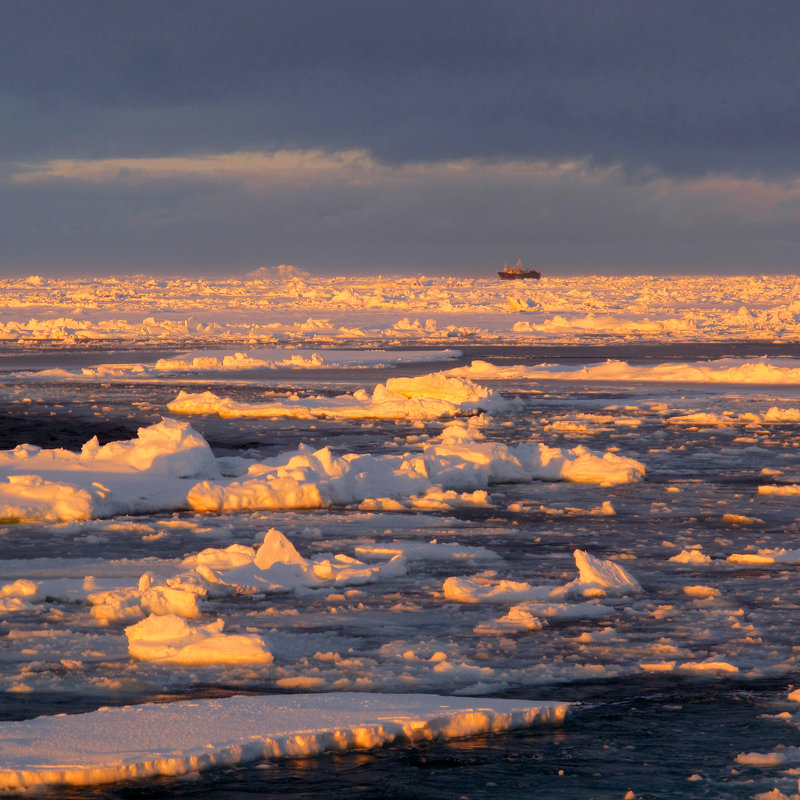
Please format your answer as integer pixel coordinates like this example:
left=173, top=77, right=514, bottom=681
left=3, top=0, right=800, bottom=275
left=3, top=157, right=798, bottom=276
left=2, top=0, right=799, bottom=176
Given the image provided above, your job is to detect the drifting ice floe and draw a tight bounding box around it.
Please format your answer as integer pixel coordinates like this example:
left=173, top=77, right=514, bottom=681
left=728, top=547, right=800, bottom=565
left=202, top=528, right=408, bottom=594
left=0, top=414, right=646, bottom=522
left=0, top=692, right=570, bottom=789
left=125, top=613, right=274, bottom=665
left=28, top=348, right=461, bottom=380
left=168, top=371, right=516, bottom=420
left=449, top=357, right=800, bottom=385
left=187, top=425, right=645, bottom=515
left=0, top=418, right=216, bottom=521
left=444, top=549, right=641, bottom=603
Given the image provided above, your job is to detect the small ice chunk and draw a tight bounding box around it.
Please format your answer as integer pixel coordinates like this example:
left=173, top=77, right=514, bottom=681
left=566, top=549, right=641, bottom=596
left=669, top=548, right=712, bottom=565
left=125, top=613, right=273, bottom=665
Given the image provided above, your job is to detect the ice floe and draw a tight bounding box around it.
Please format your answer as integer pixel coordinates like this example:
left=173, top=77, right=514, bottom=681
left=443, top=549, right=640, bottom=603
left=0, top=418, right=216, bottom=521
left=449, top=357, right=800, bottom=385
left=0, top=692, right=570, bottom=789
left=25, top=348, right=462, bottom=380
left=203, top=528, right=408, bottom=594
left=168, top=371, right=516, bottom=420
left=187, top=427, right=644, bottom=515
left=126, top=613, right=274, bottom=665
left=0, top=412, right=644, bottom=523
left=727, top=548, right=800, bottom=565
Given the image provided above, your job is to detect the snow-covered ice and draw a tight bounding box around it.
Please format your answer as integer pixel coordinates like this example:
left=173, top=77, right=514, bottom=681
left=167, top=371, right=515, bottom=420
left=4, top=273, right=800, bottom=346
left=449, top=357, right=800, bottom=385
left=0, top=693, right=569, bottom=789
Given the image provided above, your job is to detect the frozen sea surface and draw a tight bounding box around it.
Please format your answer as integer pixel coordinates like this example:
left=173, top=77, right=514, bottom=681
left=4, top=342, right=800, bottom=797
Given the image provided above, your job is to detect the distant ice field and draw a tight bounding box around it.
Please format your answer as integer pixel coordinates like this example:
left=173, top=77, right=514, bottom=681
left=4, top=337, right=800, bottom=797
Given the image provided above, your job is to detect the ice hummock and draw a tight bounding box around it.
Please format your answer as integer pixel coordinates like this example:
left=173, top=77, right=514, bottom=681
left=125, top=613, right=274, bottom=664
left=0, top=417, right=216, bottom=521
left=443, top=549, right=640, bottom=604
left=0, top=693, right=570, bottom=789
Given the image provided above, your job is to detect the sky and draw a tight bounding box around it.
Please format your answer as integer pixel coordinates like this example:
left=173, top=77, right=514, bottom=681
left=1, top=0, right=799, bottom=277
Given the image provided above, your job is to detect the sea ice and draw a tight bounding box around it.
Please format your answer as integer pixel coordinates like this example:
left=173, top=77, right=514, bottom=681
left=0, top=418, right=216, bottom=521
left=168, top=370, right=515, bottom=420
left=125, top=613, right=273, bottom=665
left=449, top=357, right=800, bottom=385
left=443, top=549, right=640, bottom=603
left=0, top=693, right=570, bottom=789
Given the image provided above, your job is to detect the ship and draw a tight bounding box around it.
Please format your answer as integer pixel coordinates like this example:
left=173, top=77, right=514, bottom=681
left=497, top=259, right=541, bottom=280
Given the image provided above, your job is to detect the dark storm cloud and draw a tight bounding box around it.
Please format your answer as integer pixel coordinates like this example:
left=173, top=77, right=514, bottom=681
left=2, top=0, right=799, bottom=176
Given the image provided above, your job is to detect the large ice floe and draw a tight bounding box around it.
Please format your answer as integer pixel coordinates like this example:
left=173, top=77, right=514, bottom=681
left=186, top=421, right=645, bottom=515
left=0, top=413, right=644, bottom=522
left=0, top=693, right=569, bottom=789
left=168, top=370, right=516, bottom=420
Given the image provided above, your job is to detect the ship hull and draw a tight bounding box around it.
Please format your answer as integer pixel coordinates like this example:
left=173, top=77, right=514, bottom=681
left=498, top=270, right=541, bottom=280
